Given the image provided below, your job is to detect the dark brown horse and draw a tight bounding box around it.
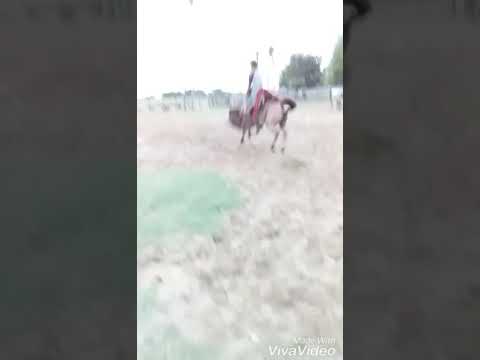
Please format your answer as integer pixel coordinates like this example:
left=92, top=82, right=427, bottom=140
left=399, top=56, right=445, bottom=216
left=229, top=94, right=296, bottom=153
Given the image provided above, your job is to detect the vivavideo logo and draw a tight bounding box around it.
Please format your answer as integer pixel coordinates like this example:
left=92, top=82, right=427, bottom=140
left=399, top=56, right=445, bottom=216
left=267, top=337, right=338, bottom=358
left=268, top=345, right=337, bottom=357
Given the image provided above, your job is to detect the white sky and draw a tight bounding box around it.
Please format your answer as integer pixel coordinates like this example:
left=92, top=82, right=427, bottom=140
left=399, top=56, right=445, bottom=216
left=137, top=0, right=342, bottom=98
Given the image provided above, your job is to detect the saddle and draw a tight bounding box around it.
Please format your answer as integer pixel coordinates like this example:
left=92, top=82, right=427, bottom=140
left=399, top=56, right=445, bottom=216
left=250, top=89, right=278, bottom=121
left=229, top=92, right=296, bottom=130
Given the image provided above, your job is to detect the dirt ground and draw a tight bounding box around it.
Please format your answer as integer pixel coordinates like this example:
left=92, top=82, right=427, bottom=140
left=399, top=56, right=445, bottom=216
left=137, top=101, right=343, bottom=359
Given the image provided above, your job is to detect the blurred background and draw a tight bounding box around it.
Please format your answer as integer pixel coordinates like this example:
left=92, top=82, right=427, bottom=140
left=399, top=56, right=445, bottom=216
left=137, top=0, right=343, bottom=111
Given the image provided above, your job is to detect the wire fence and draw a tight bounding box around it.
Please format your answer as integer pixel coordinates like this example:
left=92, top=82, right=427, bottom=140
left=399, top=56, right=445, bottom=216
left=137, top=86, right=343, bottom=113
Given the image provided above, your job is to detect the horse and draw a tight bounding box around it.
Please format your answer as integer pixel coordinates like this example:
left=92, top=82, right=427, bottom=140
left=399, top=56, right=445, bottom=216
left=229, top=91, right=297, bottom=153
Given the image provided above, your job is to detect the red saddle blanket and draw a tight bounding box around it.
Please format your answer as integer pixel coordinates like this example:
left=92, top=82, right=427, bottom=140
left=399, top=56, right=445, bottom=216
left=228, top=89, right=281, bottom=129
left=250, top=89, right=278, bottom=123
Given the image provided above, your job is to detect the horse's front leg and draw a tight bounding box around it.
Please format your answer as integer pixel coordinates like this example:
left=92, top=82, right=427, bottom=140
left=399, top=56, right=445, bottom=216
left=240, top=120, right=246, bottom=144
left=280, top=128, right=287, bottom=154
left=271, top=131, right=280, bottom=152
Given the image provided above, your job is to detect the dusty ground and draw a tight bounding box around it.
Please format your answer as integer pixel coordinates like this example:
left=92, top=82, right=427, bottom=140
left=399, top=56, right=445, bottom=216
left=137, top=101, right=343, bottom=359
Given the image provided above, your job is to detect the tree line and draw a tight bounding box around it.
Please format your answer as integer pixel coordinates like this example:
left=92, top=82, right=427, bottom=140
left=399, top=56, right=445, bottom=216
left=279, top=35, right=343, bottom=90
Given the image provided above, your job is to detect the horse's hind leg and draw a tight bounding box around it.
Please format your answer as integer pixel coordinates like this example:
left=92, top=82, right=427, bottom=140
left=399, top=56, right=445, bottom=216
left=240, top=116, right=247, bottom=144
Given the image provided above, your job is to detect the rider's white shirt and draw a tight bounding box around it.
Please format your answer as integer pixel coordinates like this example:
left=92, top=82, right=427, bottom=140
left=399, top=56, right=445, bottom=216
left=262, top=56, right=279, bottom=93
left=251, top=69, right=263, bottom=93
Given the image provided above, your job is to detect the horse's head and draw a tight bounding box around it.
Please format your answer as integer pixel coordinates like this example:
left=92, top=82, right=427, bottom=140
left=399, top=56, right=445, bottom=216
left=280, top=98, right=297, bottom=113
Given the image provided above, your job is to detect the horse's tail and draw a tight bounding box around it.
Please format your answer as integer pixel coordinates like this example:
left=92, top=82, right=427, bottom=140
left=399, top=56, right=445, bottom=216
left=228, top=108, right=243, bottom=130
left=281, top=97, right=297, bottom=112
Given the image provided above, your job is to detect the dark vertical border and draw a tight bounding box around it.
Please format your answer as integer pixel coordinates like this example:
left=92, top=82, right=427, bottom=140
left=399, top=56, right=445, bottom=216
left=1, top=1, right=137, bottom=358
left=344, top=1, right=480, bottom=359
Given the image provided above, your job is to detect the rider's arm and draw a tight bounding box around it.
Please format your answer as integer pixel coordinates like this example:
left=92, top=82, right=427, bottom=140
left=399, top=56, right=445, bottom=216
left=247, top=73, right=253, bottom=96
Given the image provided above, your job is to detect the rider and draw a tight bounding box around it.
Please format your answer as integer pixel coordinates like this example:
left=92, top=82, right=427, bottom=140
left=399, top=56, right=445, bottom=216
left=262, top=46, right=279, bottom=95
left=246, top=60, right=263, bottom=124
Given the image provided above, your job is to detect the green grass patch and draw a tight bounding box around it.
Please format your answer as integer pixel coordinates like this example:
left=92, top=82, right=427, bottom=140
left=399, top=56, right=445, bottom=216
left=138, top=169, right=241, bottom=359
left=138, top=284, right=222, bottom=360
left=137, top=168, right=241, bottom=248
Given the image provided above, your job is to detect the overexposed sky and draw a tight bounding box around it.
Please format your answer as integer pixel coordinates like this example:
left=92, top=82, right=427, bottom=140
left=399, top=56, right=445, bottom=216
left=137, top=0, right=342, bottom=98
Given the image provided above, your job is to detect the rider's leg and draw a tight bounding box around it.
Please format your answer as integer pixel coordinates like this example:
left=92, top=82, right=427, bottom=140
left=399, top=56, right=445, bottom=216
left=251, top=89, right=264, bottom=124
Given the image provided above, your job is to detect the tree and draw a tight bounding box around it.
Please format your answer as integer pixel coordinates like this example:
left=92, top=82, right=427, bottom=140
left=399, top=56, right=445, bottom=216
left=163, top=92, right=182, bottom=98
left=194, top=90, right=204, bottom=97
left=326, top=36, right=343, bottom=85
left=280, top=54, right=323, bottom=90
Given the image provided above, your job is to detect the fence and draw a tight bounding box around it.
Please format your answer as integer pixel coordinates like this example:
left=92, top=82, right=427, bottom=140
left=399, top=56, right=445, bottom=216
left=137, top=86, right=343, bottom=113
left=138, top=95, right=213, bottom=113
left=279, top=86, right=342, bottom=102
